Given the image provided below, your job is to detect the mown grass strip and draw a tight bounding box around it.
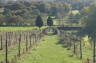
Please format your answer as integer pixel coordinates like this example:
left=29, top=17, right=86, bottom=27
left=17, top=36, right=81, bottom=63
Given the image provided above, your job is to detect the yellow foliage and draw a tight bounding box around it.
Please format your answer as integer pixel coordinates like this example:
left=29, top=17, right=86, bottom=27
left=82, top=35, right=90, bottom=47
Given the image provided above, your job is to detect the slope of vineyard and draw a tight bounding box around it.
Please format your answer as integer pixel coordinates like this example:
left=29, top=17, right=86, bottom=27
left=17, top=36, right=81, bottom=63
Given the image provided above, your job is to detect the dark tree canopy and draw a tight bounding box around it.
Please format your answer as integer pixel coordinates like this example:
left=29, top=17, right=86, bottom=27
left=0, top=0, right=93, bottom=26
left=47, top=16, right=53, bottom=26
left=83, top=3, right=96, bottom=36
left=35, top=15, right=43, bottom=28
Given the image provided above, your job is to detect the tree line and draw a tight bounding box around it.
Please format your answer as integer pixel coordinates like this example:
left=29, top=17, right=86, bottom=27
left=0, top=1, right=70, bottom=26
left=0, top=0, right=92, bottom=26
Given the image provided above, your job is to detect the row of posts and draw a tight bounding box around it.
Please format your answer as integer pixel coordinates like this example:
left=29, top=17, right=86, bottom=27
left=0, top=30, right=43, bottom=63
left=59, top=30, right=96, bottom=63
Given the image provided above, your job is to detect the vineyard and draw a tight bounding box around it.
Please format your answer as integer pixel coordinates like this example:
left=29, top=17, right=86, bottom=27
left=0, top=27, right=43, bottom=63
left=0, top=27, right=95, bottom=63
left=0, top=0, right=96, bottom=63
left=58, top=30, right=93, bottom=63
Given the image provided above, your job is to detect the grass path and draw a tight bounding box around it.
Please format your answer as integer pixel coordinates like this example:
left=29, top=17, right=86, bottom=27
left=17, top=36, right=82, bottom=63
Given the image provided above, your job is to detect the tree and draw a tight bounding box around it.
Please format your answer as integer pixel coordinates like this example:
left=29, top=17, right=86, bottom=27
left=47, top=16, right=53, bottom=26
left=83, top=3, right=96, bottom=36
left=35, top=15, right=43, bottom=28
left=35, top=3, right=46, bottom=13
left=5, top=15, right=24, bottom=26
left=83, top=3, right=96, bottom=63
left=0, top=14, right=5, bottom=26
left=50, top=6, right=58, bottom=16
left=5, top=2, right=26, bottom=10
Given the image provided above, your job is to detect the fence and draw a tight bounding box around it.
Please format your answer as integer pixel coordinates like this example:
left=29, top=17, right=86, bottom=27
left=0, top=29, right=43, bottom=63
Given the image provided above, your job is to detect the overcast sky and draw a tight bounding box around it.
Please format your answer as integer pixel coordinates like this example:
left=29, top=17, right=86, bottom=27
left=0, top=0, right=95, bottom=2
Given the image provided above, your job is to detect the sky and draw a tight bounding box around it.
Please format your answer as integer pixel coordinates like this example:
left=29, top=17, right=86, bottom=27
left=0, top=0, right=95, bottom=3
left=2, top=0, right=61, bottom=1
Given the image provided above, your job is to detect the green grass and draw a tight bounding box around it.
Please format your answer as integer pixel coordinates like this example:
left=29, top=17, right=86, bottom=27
left=0, top=26, right=48, bottom=31
left=17, top=36, right=82, bottom=63
left=0, top=41, right=28, bottom=62
left=0, top=26, right=38, bottom=31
